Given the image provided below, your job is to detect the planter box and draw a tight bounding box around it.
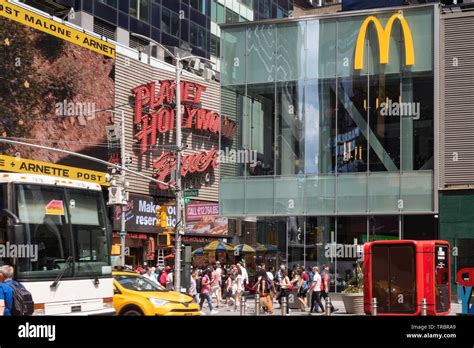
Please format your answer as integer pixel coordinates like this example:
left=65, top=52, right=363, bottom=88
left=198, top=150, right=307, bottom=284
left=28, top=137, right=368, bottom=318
left=341, top=293, right=365, bottom=315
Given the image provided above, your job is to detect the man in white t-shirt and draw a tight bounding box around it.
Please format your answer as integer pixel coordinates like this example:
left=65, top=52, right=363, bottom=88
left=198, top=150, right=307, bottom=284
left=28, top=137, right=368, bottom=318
left=309, top=266, right=325, bottom=314
left=238, top=263, right=248, bottom=288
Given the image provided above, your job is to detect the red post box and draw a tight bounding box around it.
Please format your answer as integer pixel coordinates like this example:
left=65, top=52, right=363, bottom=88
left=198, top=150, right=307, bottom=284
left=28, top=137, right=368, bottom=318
left=364, top=240, right=450, bottom=316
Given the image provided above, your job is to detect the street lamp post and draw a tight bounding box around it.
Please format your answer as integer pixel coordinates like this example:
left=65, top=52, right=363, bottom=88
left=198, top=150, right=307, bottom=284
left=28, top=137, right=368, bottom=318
left=131, top=33, right=214, bottom=292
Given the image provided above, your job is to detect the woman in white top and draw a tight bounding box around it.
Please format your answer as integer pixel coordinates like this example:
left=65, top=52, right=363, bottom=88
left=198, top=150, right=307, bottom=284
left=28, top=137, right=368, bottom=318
left=279, top=270, right=291, bottom=315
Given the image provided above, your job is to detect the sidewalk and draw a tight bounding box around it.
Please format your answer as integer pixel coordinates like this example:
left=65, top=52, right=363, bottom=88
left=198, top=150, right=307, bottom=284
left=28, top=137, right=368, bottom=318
left=199, top=294, right=463, bottom=316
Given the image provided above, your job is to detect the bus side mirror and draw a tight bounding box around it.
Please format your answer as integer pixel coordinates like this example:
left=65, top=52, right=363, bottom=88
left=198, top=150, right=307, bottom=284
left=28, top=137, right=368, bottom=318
left=7, top=223, right=25, bottom=244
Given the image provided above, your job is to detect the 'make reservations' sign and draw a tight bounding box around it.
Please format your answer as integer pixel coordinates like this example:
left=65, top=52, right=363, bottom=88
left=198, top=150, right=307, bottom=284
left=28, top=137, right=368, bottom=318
left=112, top=194, right=176, bottom=233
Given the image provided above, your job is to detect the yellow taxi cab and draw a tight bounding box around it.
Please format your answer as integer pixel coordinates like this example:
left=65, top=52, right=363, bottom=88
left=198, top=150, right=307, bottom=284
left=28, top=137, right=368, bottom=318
left=112, top=271, right=200, bottom=316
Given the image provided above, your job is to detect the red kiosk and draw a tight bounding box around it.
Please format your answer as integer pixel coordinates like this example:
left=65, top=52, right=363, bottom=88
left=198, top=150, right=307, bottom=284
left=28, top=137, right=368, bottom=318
left=364, top=240, right=450, bottom=316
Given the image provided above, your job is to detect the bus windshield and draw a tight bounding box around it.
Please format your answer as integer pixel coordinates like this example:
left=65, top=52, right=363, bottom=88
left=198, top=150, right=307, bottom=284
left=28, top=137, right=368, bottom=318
left=15, top=184, right=111, bottom=280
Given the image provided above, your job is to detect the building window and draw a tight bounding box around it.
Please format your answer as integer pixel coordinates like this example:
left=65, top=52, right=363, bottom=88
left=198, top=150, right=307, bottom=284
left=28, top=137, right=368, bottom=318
left=99, top=0, right=117, bottom=7
left=191, top=0, right=206, bottom=15
left=93, top=18, right=117, bottom=41
left=190, top=23, right=206, bottom=50
left=210, top=34, right=220, bottom=57
left=211, top=1, right=225, bottom=23
left=240, top=0, right=253, bottom=8
left=225, top=8, right=239, bottom=23
left=161, top=8, right=179, bottom=37
left=129, top=0, right=149, bottom=23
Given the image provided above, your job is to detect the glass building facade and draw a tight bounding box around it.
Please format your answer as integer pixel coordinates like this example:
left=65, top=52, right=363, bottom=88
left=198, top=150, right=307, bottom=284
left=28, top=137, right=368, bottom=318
left=220, top=5, right=438, bottom=291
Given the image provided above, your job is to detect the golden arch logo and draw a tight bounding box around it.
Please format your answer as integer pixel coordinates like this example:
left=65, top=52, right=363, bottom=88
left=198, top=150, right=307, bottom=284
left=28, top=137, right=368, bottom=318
left=354, top=13, right=415, bottom=70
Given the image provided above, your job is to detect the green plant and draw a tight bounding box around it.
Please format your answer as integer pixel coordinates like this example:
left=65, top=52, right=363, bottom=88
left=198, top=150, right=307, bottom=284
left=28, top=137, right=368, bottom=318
left=341, top=262, right=364, bottom=294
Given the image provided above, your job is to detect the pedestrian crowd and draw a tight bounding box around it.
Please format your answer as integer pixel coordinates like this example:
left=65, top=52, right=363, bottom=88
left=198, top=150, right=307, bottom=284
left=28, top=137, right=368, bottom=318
left=133, top=260, right=339, bottom=316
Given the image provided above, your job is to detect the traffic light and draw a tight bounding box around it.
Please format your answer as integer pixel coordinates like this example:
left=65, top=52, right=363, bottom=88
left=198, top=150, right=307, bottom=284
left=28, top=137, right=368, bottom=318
left=157, top=232, right=174, bottom=247
left=155, top=205, right=168, bottom=228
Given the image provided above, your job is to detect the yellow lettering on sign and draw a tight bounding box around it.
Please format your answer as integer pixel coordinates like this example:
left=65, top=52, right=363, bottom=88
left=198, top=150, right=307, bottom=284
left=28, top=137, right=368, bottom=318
left=354, top=13, right=414, bottom=70
left=0, top=155, right=109, bottom=186
left=0, top=0, right=115, bottom=58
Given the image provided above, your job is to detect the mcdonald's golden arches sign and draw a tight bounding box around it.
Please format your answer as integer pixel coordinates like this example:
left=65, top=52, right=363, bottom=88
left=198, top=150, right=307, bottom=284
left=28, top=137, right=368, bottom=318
left=354, top=13, right=415, bottom=70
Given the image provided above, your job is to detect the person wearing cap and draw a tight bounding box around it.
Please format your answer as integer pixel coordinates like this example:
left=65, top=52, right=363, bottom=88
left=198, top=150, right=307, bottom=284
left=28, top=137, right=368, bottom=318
left=320, top=264, right=338, bottom=313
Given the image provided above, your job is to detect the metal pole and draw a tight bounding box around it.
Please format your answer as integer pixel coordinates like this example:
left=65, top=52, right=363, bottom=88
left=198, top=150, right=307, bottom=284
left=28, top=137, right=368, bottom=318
left=421, top=298, right=428, bottom=316
left=371, top=297, right=378, bottom=316
left=325, top=296, right=332, bottom=316
left=174, top=57, right=183, bottom=292
left=281, top=296, right=288, bottom=316
left=120, top=110, right=127, bottom=266
left=240, top=296, right=246, bottom=316
left=255, top=293, right=260, bottom=316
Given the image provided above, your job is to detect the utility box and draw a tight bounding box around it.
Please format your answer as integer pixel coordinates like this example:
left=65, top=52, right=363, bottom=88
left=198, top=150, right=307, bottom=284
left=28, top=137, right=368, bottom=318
left=364, top=240, right=450, bottom=316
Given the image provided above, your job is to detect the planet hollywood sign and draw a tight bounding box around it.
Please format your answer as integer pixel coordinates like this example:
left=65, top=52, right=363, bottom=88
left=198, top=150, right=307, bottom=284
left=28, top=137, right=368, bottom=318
left=131, top=80, right=236, bottom=190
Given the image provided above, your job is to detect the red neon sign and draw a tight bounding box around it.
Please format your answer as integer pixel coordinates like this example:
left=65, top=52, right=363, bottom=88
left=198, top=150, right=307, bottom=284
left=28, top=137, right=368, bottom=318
left=131, top=80, right=236, bottom=154
left=153, top=147, right=218, bottom=190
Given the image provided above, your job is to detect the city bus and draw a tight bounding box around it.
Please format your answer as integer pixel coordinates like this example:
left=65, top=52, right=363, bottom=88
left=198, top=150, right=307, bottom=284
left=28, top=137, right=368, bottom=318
left=0, top=173, right=115, bottom=315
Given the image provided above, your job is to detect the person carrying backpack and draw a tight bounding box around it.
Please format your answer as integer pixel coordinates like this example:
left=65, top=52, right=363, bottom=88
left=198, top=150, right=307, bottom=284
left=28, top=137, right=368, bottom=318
left=0, top=265, right=34, bottom=316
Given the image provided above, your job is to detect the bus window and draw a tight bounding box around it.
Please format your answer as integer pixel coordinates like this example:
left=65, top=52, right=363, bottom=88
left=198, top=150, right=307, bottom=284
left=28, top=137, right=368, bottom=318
left=67, top=188, right=110, bottom=277
left=15, top=184, right=73, bottom=280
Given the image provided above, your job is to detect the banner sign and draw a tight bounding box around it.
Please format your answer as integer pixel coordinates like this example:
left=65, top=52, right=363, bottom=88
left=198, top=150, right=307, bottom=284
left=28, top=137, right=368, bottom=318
left=184, top=202, right=228, bottom=237
left=112, top=194, right=176, bottom=233
left=0, top=0, right=116, bottom=58
left=0, top=155, right=108, bottom=186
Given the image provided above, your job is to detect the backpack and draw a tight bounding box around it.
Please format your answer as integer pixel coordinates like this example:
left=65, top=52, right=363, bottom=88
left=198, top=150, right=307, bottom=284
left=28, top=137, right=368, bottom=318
left=196, top=277, right=202, bottom=294
left=5, top=281, right=34, bottom=316
left=301, top=280, right=308, bottom=292
left=261, top=278, right=271, bottom=293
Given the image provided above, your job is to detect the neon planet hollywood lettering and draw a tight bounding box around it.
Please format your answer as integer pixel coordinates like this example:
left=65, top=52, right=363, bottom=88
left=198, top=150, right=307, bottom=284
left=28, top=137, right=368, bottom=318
left=153, top=148, right=218, bottom=190
left=131, top=80, right=236, bottom=154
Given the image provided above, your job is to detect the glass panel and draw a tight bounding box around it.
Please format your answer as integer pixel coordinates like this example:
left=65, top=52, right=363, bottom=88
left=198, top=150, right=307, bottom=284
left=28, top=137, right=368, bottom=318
left=256, top=218, right=286, bottom=272
left=245, top=178, right=274, bottom=215
left=400, top=171, right=433, bottom=212
left=369, top=74, right=401, bottom=171
left=307, top=19, right=336, bottom=79
left=161, top=8, right=171, bottom=34
left=170, top=12, right=179, bottom=37
left=247, top=24, right=276, bottom=84
left=287, top=216, right=304, bottom=270
left=274, top=176, right=304, bottom=215
left=276, top=23, right=306, bottom=81
left=367, top=215, right=399, bottom=242
left=337, top=76, right=368, bottom=173
left=219, top=178, right=245, bottom=215
left=276, top=80, right=304, bottom=175
left=368, top=172, right=399, bottom=213
left=336, top=173, right=367, bottom=213
left=402, top=73, right=434, bottom=171
left=305, top=217, right=336, bottom=291
left=305, top=79, right=336, bottom=175
left=221, top=28, right=246, bottom=85
left=305, top=175, right=335, bottom=215
left=139, top=0, right=149, bottom=22
left=245, top=83, right=275, bottom=176
left=337, top=16, right=366, bottom=77
left=336, top=216, right=366, bottom=291
left=129, top=0, right=138, bottom=18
